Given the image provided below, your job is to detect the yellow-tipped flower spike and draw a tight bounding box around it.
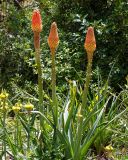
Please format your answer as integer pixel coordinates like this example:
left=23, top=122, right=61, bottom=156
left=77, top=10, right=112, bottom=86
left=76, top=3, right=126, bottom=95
left=48, top=22, right=59, bottom=53
left=31, top=10, right=42, bottom=33
left=84, top=27, right=96, bottom=60
left=24, top=102, right=34, bottom=112
left=31, top=10, right=42, bottom=49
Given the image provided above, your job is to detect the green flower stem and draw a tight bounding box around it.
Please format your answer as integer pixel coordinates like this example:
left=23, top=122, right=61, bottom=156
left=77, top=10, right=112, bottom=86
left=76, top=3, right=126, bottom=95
left=35, top=48, right=43, bottom=111
left=15, top=113, right=19, bottom=147
left=51, top=50, right=58, bottom=126
left=16, top=115, right=19, bottom=146
left=34, top=32, right=43, bottom=128
left=82, top=58, right=93, bottom=111
left=51, top=49, right=58, bottom=151
left=27, top=114, right=30, bottom=152
left=74, top=53, right=93, bottom=160
left=3, top=100, right=6, bottom=160
left=74, top=112, right=83, bottom=160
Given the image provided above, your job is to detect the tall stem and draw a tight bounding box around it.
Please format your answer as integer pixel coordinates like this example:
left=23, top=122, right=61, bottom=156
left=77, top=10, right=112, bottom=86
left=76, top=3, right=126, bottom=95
left=27, top=114, right=30, bottom=152
left=81, top=58, right=92, bottom=111
left=51, top=50, right=58, bottom=159
left=51, top=51, right=57, bottom=126
left=3, top=101, right=6, bottom=160
left=34, top=32, right=43, bottom=128
left=74, top=53, right=93, bottom=160
left=15, top=113, right=19, bottom=147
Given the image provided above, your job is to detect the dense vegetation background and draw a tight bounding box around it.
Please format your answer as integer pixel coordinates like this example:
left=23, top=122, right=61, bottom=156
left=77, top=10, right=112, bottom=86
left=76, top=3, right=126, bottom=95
left=0, top=1, right=128, bottom=159
left=0, top=0, right=128, bottom=92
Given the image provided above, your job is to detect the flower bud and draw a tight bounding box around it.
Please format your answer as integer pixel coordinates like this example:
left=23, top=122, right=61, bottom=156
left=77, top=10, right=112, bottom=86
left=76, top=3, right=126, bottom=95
left=0, top=90, right=9, bottom=100
left=24, top=102, right=34, bottom=112
left=84, top=27, right=96, bottom=58
left=12, top=102, right=22, bottom=113
left=12, top=106, right=21, bottom=113
left=104, top=145, right=114, bottom=151
left=31, top=10, right=42, bottom=33
left=48, top=22, right=59, bottom=53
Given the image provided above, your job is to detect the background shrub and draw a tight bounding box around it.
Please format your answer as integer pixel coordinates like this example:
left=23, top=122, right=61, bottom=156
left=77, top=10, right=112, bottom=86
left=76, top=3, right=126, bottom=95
left=0, top=0, right=127, bottom=92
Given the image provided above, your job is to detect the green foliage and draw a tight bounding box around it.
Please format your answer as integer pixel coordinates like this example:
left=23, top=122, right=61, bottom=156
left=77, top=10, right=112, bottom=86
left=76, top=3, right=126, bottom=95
left=0, top=1, right=128, bottom=159
left=1, top=0, right=127, bottom=91
left=0, top=77, right=127, bottom=159
left=54, top=0, right=128, bottom=91
left=0, top=4, right=34, bottom=90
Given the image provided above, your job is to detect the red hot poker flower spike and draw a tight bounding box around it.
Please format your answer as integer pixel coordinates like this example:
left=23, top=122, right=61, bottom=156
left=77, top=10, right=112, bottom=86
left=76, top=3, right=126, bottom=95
left=84, top=27, right=96, bottom=55
left=31, top=10, right=42, bottom=33
left=48, top=22, right=59, bottom=53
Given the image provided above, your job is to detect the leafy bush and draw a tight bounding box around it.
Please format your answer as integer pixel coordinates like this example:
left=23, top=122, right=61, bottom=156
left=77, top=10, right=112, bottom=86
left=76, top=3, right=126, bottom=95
left=53, top=0, right=128, bottom=91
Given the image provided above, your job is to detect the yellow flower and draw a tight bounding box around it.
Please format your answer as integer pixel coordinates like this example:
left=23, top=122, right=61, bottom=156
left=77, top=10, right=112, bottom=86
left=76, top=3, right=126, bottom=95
left=12, top=106, right=21, bottom=113
left=95, top=95, right=99, bottom=101
left=104, top=145, right=114, bottom=151
left=0, top=91, right=9, bottom=100
left=88, top=106, right=93, bottom=112
left=0, top=102, right=9, bottom=111
left=24, top=103, right=34, bottom=111
left=12, top=102, right=22, bottom=113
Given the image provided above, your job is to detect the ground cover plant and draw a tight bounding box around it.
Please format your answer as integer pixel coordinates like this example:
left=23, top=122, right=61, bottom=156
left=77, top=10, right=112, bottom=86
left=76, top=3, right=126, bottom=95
left=0, top=1, right=128, bottom=160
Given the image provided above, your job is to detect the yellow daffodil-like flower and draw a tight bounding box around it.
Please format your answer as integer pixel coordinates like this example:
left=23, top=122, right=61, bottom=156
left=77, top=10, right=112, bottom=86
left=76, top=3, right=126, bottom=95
left=0, top=102, right=9, bottom=111
left=0, top=90, right=9, bottom=100
left=12, top=102, right=22, bottom=113
left=104, top=145, right=114, bottom=159
left=12, top=106, right=21, bottom=113
left=24, top=102, right=34, bottom=111
left=104, top=144, right=114, bottom=151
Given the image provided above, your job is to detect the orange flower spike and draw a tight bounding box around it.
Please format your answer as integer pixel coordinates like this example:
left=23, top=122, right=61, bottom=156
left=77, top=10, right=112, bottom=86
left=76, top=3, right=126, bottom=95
left=84, top=27, right=96, bottom=60
left=31, top=10, right=42, bottom=33
left=48, top=22, right=59, bottom=53
left=31, top=10, right=42, bottom=49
